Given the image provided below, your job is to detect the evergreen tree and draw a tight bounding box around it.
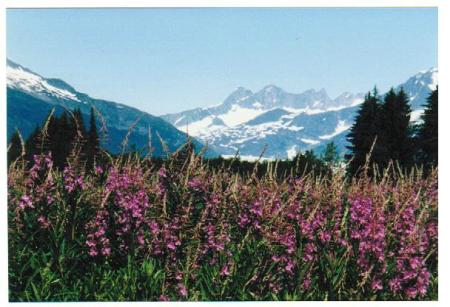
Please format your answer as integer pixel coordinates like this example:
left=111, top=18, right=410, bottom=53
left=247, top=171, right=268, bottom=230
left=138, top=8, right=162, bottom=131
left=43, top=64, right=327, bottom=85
left=30, top=111, right=78, bottom=169
left=417, top=88, right=438, bottom=169
left=321, top=141, right=339, bottom=166
left=172, top=139, right=195, bottom=172
left=70, top=108, right=87, bottom=162
left=72, top=108, right=86, bottom=140
left=293, top=149, right=330, bottom=176
left=53, top=112, right=73, bottom=169
left=380, top=87, right=413, bottom=169
left=25, top=125, right=41, bottom=163
left=8, top=130, right=22, bottom=165
left=21, top=109, right=95, bottom=170
left=345, top=88, right=383, bottom=177
left=86, top=107, right=100, bottom=168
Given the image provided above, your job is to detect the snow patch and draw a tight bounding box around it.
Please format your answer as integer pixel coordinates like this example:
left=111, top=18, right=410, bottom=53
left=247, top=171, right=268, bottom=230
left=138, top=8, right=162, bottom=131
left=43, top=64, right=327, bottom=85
left=221, top=154, right=274, bottom=162
left=410, top=109, right=424, bottom=122
left=179, top=116, right=213, bottom=136
left=237, top=96, right=251, bottom=103
left=286, top=126, right=304, bottom=132
left=252, top=102, right=263, bottom=109
left=286, top=146, right=298, bottom=159
left=428, top=70, right=438, bottom=91
left=319, top=120, right=351, bottom=140
left=7, top=65, right=81, bottom=102
left=173, top=115, right=185, bottom=126
left=301, top=138, right=320, bottom=145
left=218, top=105, right=266, bottom=127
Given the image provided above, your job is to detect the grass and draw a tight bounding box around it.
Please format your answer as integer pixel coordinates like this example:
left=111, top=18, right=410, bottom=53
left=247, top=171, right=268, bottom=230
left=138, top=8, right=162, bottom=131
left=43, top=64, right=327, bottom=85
left=7, top=148, right=438, bottom=301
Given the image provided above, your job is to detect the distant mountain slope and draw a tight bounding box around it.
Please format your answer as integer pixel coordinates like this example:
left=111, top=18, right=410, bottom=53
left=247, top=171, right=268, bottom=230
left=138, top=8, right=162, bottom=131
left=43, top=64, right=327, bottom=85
left=162, top=68, right=437, bottom=159
left=7, top=59, right=214, bottom=157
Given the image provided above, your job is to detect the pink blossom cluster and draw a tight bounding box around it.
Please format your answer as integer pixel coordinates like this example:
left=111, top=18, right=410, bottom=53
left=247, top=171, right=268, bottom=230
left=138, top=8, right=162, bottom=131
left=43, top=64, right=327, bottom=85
left=8, top=153, right=438, bottom=300
left=63, top=164, right=86, bottom=193
left=388, top=199, right=433, bottom=299
left=86, top=210, right=111, bottom=256
left=104, top=166, right=150, bottom=252
left=349, top=195, right=387, bottom=291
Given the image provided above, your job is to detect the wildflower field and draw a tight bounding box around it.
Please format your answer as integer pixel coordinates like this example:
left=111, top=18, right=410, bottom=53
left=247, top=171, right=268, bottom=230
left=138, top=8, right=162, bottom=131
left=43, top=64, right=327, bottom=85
left=8, top=150, right=438, bottom=301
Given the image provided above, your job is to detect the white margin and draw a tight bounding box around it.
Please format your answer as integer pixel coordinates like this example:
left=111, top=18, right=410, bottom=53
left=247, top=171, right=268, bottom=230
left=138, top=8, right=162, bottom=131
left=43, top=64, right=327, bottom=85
left=0, top=1, right=448, bottom=307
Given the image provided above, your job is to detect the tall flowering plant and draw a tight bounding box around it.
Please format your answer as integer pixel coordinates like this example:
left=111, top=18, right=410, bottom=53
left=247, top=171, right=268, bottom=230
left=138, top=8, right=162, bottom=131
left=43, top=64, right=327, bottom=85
left=8, top=150, right=438, bottom=301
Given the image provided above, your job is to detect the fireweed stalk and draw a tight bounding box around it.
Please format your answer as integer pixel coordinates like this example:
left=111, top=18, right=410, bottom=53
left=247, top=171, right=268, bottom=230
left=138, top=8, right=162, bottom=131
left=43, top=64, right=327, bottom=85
left=8, top=152, right=438, bottom=301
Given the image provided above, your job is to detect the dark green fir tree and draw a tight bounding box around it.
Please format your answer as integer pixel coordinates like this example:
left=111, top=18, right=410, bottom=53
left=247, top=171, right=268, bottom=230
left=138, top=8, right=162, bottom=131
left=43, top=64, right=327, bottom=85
left=380, top=87, right=413, bottom=169
left=345, top=88, right=383, bottom=177
left=321, top=141, right=339, bottom=167
left=25, top=125, right=41, bottom=163
left=8, top=130, right=22, bottom=165
left=417, top=87, right=438, bottom=169
left=86, top=107, right=100, bottom=168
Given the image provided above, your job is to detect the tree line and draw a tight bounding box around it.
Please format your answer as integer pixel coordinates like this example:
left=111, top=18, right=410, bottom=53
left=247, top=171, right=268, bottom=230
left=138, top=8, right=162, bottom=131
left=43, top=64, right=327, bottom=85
left=8, top=86, right=438, bottom=179
left=8, top=107, right=101, bottom=170
left=345, top=87, right=438, bottom=177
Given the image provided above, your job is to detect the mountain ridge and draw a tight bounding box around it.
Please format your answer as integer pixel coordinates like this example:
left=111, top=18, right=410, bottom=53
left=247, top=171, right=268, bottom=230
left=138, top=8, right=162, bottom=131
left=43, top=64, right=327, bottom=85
left=162, top=68, right=437, bottom=159
left=7, top=58, right=437, bottom=160
left=6, top=59, right=215, bottom=157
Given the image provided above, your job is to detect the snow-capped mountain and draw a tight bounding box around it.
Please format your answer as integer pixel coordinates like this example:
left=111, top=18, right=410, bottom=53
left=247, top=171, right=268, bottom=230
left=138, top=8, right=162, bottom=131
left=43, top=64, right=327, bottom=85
left=162, top=68, right=437, bottom=159
left=7, top=58, right=436, bottom=160
left=396, top=67, right=438, bottom=122
left=7, top=59, right=214, bottom=157
left=162, top=85, right=364, bottom=131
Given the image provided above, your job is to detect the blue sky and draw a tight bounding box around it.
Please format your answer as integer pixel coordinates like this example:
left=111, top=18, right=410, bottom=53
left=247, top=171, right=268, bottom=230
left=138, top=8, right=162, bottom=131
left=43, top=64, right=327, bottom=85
left=7, top=8, right=437, bottom=115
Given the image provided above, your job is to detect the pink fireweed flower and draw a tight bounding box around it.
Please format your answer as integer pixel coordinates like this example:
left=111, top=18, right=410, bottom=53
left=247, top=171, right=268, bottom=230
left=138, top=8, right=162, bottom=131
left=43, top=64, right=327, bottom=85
left=285, top=260, right=295, bottom=275
left=349, top=196, right=386, bottom=275
left=19, top=194, right=33, bottom=209
left=101, top=247, right=111, bottom=256
left=302, top=274, right=312, bottom=290
left=277, top=229, right=297, bottom=254
left=105, top=166, right=150, bottom=250
left=389, top=277, right=402, bottom=293
left=157, top=166, right=167, bottom=178
left=371, top=279, right=383, bottom=291
left=272, top=255, right=281, bottom=262
left=405, top=287, right=418, bottom=299
left=426, top=221, right=438, bottom=239
left=388, top=197, right=433, bottom=298
left=253, top=220, right=261, bottom=230
left=299, top=219, right=314, bottom=239
left=37, top=215, right=50, bottom=229
left=46, top=195, right=54, bottom=204
left=417, top=268, right=430, bottom=297
left=269, top=282, right=281, bottom=294
left=149, top=220, right=159, bottom=234
left=250, top=200, right=263, bottom=217
left=159, top=295, right=169, bottom=301
left=177, top=284, right=188, bottom=297
left=88, top=249, right=98, bottom=257
left=187, top=177, right=203, bottom=191
left=238, top=213, right=249, bottom=228
left=271, top=200, right=281, bottom=214
left=318, top=230, right=331, bottom=243
left=409, top=257, right=422, bottom=270
left=95, top=166, right=103, bottom=175
left=86, top=210, right=110, bottom=257
left=214, top=241, right=225, bottom=251
left=175, top=271, right=183, bottom=281
left=302, top=243, right=317, bottom=262
left=63, top=166, right=86, bottom=193
left=137, top=233, right=145, bottom=245
left=220, top=265, right=231, bottom=277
